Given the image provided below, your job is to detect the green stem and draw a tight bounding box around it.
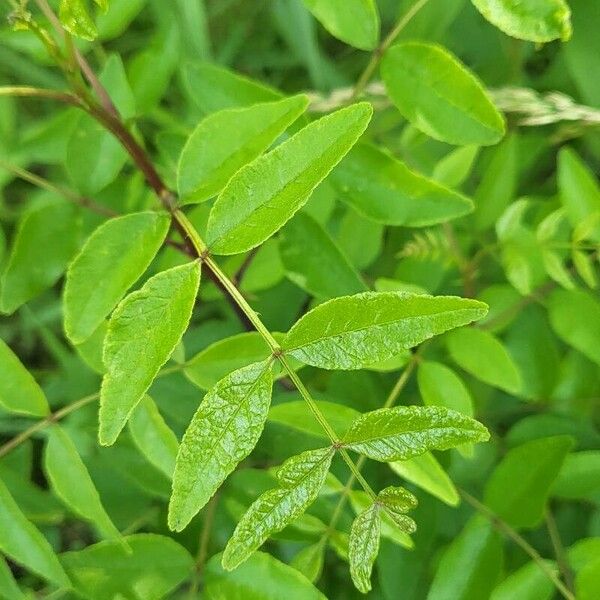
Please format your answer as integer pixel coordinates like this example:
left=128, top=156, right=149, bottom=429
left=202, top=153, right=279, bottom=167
left=0, top=85, right=82, bottom=106
left=460, top=489, right=575, bottom=600
left=174, top=210, right=377, bottom=500
left=546, top=507, right=575, bottom=593
left=353, top=0, right=431, bottom=99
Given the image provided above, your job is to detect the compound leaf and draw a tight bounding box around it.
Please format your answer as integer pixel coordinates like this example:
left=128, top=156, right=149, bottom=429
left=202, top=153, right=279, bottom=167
left=381, top=42, right=505, bottom=146
left=222, top=447, right=334, bottom=570
left=343, top=406, right=489, bottom=462
left=0, top=338, right=49, bottom=417
left=0, top=478, right=70, bottom=588
left=471, top=0, right=572, bottom=42
left=44, top=426, right=121, bottom=542
left=206, top=103, right=372, bottom=255
left=178, top=95, right=309, bottom=205
left=99, top=261, right=200, bottom=446
left=349, top=504, right=380, bottom=593
left=64, top=212, right=171, bottom=344
left=331, top=144, right=474, bottom=226
left=283, top=292, right=488, bottom=370
left=169, top=361, right=274, bottom=532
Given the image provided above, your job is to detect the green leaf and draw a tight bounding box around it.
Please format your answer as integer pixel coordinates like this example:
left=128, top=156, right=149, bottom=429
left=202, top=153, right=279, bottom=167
left=280, top=212, right=367, bottom=299
left=205, top=551, right=327, bottom=599
left=490, top=560, right=556, bottom=600
left=0, top=338, right=49, bottom=417
left=576, top=558, right=600, bottom=600
left=177, top=95, right=309, bottom=205
left=206, top=102, right=372, bottom=255
left=64, top=212, right=171, bottom=344
left=44, top=426, right=121, bottom=542
left=128, top=396, right=179, bottom=479
left=60, top=534, right=193, bottom=600
left=446, top=327, right=522, bottom=393
left=1, top=200, right=79, bottom=314
left=0, top=478, right=70, bottom=588
left=222, top=447, right=334, bottom=570
left=428, top=516, right=503, bottom=600
left=0, top=556, right=24, bottom=600
left=184, top=63, right=283, bottom=114
left=471, top=0, right=572, bottom=42
left=377, top=486, right=418, bottom=533
left=99, top=261, right=201, bottom=446
left=302, top=0, right=379, bottom=50
left=283, top=292, right=488, bottom=370
left=548, top=289, right=600, bottom=366
left=349, top=504, right=380, bottom=593
left=184, top=331, right=290, bottom=390
left=558, top=148, right=600, bottom=241
left=390, top=452, right=459, bottom=506
left=169, top=361, right=274, bottom=532
left=59, top=0, right=97, bottom=40
left=432, top=145, right=480, bottom=189
left=290, top=542, right=325, bottom=583
left=331, top=144, right=474, bottom=226
left=381, top=42, right=505, bottom=146
left=342, top=406, right=489, bottom=462
left=552, top=451, right=600, bottom=500
left=484, top=436, right=573, bottom=529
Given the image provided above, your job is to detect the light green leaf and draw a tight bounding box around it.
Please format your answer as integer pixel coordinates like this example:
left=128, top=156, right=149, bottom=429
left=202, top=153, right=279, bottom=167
left=99, top=261, right=201, bottom=446
left=576, top=558, right=600, bottom=600
left=290, top=542, right=325, bottom=583
left=1, top=200, right=79, bottom=314
left=0, top=556, right=23, bottom=600
left=390, top=452, right=459, bottom=506
left=268, top=400, right=359, bottom=439
left=280, top=212, right=367, bottom=299
left=64, top=212, right=171, bottom=344
left=0, top=338, right=49, bottom=417
left=205, top=551, right=327, bottom=600
left=381, top=42, right=505, bottom=146
left=572, top=250, right=598, bottom=289
left=59, top=0, right=97, bottom=40
left=0, top=478, right=70, bottom=588
left=446, top=327, right=522, bottom=393
left=206, top=102, right=372, bottom=255
left=377, top=486, right=418, bottom=533
left=222, top=447, right=334, bottom=570
left=169, top=361, right=274, bottom=532
left=490, top=560, right=556, bottom=600
left=552, top=451, right=600, bottom=500
left=184, top=331, right=290, bottom=390
left=484, top=435, right=573, bottom=529
left=349, top=504, right=380, bottom=593
left=44, top=426, right=121, bottom=542
left=558, top=148, right=600, bottom=241
left=548, top=289, right=600, bottom=366
left=283, top=292, right=488, bottom=370
left=60, top=534, right=193, bottom=600
left=184, top=63, right=282, bottom=114
left=302, top=0, right=379, bottom=50
left=433, top=145, right=480, bottom=189
left=471, top=0, right=572, bottom=42
left=427, top=516, right=503, bottom=600
left=342, top=406, right=489, bottom=462
left=128, top=396, right=179, bottom=478
left=331, top=144, right=474, bottom=226
left=178, top=95, right=309, bottom=205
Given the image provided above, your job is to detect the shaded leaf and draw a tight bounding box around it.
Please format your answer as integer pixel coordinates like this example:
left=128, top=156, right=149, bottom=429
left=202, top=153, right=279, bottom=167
left=64, top=212, right=171, bottom=344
